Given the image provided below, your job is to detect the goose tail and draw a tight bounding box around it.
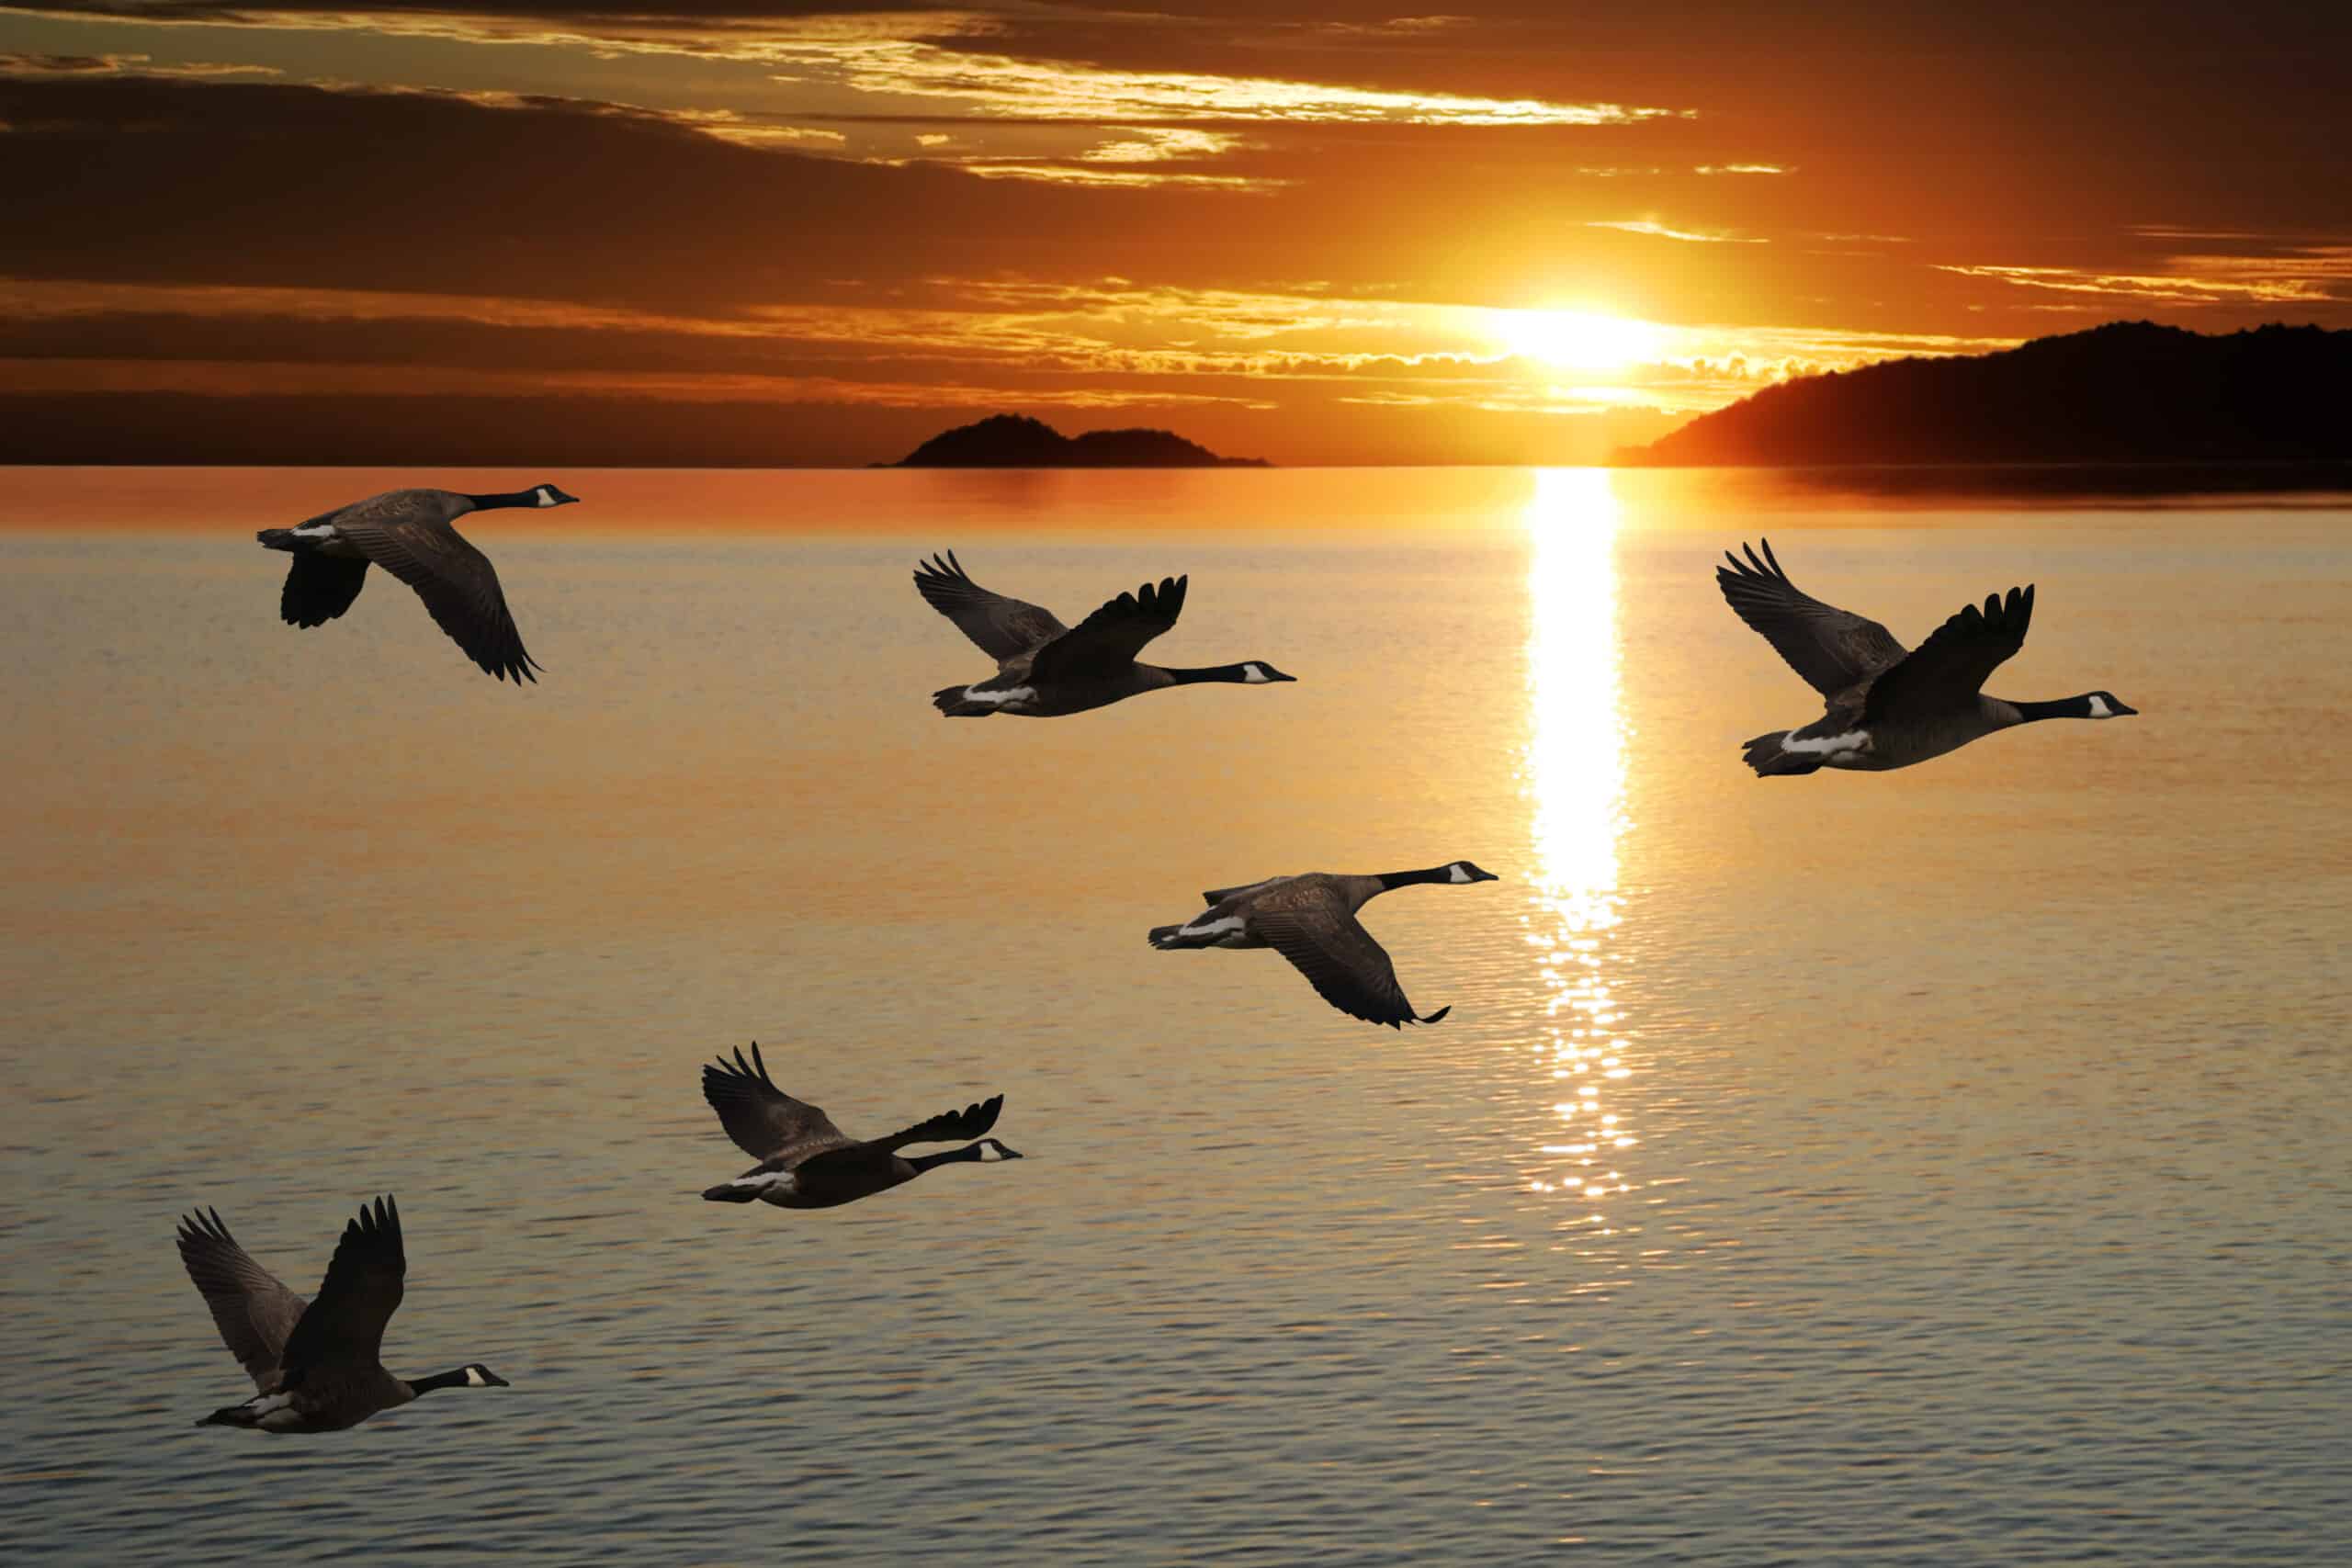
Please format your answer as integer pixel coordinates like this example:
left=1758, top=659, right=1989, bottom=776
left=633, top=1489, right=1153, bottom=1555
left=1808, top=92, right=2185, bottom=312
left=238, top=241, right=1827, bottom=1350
left=933, top=684, right=996, bottom=717
left=256, top=528, right=297, bottom=551
left=701, top=1181, right=760, bottom=1203
left=1742, top=730, right=1823, bottom=777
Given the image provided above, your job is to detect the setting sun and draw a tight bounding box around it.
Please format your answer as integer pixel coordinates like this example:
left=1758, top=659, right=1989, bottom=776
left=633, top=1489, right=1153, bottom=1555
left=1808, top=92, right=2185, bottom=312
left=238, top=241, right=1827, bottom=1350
left=1496, top=309, right=1669, bottom=371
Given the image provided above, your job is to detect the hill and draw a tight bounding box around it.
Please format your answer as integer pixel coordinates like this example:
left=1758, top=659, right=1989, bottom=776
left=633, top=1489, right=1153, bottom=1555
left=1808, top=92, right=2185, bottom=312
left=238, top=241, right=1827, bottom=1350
left=886, top=414, right=1269, bottom=468
left=1620, top=321, right=2352, bottom=468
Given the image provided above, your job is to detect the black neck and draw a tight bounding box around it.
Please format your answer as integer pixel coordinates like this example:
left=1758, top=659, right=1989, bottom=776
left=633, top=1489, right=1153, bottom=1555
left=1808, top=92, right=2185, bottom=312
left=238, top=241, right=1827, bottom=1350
left=909, top=1143, right=985, bottom=1173
left=409, top=1367, right=475, bottom=1395
left=1166, top=663, right=1255, bottom=685
left=462, top=490, right=539, bottom=512
left=2010, top=695, right=2092, bottom=722
left=1376, top=865, right=1456, bottom=890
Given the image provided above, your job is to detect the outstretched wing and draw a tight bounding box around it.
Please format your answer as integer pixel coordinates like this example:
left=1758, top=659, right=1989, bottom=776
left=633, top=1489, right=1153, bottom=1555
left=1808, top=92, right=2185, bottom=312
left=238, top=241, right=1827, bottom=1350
left=1203, top=876, right=1280, bottom=908
left=871, top=1093, right=1003, bottom=1153
left=912, top=551, right=1069, bottom=660
left=1028, top=576, right=1187, bottom=682
left=279, top=556, right=369, bottom=628
left=332, top=494, right=540, bottom=683
left=176, top=1208, right=308, bottom=1390
left=279, top=1195, right=406, bottom=1382
left=701, top=1042, right=854, bottom=1165
left=1252, top=893, right=1449, bottom=1030
left=1716, top=538, right=1908, bottom=697
left=1863, top=584, right=2035, bottom=721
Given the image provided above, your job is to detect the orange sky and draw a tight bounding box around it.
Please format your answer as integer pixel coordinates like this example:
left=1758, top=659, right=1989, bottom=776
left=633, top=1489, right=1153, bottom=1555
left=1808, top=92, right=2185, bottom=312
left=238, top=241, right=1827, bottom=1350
left=2, top=2, right=2347, bottom=464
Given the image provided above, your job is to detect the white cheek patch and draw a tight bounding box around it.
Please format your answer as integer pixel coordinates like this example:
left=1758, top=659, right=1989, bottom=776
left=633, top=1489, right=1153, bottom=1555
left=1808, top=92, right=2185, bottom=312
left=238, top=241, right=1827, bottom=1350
left=1448, top=864, right=1472, bottom=884
left=464, top=1367, right=490, bottom=1388
left=977, top=1142, right=1007, bottom=1162
left=2086, top=694, right=2113, bottom=718
left=1780, top=728, right=1870, bottom=757
left=1242, top=663, right=1269, bottom=683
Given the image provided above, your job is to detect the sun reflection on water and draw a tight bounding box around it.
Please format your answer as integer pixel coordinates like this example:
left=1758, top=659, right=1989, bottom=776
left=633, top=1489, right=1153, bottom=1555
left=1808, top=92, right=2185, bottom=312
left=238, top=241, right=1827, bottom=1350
left=1520, top=468, right=1635, bottom=1224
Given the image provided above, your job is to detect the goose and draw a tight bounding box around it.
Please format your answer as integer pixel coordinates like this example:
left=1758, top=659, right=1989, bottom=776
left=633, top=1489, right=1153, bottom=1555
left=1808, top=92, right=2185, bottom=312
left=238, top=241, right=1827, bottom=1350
left=1718, top=538, right=2137, bottom=775
left=176, top=1196, right=509, bottom=1433
left=699, top=1043, right=1022, bottom=1209
left=914, top=550, right=1295, bottom=716
left=1148, top=861, right=1499, bottom=1028
left=255, top=484, right=575, bottom=682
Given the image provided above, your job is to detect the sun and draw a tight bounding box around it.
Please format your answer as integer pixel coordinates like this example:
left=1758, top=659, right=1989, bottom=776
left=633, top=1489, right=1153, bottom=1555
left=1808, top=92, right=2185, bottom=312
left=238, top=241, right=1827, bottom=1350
left=1498, top=309, right=1667, bottom=371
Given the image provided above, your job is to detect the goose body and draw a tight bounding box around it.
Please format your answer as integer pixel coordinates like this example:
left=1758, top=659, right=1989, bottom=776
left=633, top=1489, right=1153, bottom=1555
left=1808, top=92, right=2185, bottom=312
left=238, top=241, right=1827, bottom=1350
left=1148, top=861, right=1499, bottom=1028
left=699, top=1043, right=1022, bottom=1210
left=256, top=484, right=576, bottom=682
left=176, top=1197, right=508, bottom=1433
left=1718, top=538, right=2136, bottom=775
left=914, top=551, right=1295, bottom=716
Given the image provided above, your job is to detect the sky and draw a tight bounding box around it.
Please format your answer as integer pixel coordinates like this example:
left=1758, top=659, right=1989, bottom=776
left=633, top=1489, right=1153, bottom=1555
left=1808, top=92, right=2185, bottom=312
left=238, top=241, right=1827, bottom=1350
left=3, top=1, right=2348, bottom=465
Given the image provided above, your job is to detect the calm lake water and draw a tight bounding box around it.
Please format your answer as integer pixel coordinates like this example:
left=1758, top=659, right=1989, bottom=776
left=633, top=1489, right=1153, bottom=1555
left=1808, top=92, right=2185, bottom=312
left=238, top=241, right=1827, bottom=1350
left=3, top=467, right=2347, bottom=1564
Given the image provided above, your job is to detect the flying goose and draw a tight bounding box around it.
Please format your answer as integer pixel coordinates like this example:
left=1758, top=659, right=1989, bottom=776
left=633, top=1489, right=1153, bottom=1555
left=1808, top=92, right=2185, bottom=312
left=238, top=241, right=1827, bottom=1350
left=177, top=1196, right=509, bottom=1433
left=1718, top=538, right=2136, bottom=775
left=256, top=484, right=576, bottom=682
left=914, top=550, right=1295, bottom=716
left=699, top=1043, right=1022, bottom=1209
left=1148, top=862, right=1499, bottom=1028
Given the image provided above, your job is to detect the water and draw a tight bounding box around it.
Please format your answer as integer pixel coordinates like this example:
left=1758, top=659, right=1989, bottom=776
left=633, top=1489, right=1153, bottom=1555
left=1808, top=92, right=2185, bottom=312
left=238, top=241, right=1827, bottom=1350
left=3, top=468, right=2347, bottom=1563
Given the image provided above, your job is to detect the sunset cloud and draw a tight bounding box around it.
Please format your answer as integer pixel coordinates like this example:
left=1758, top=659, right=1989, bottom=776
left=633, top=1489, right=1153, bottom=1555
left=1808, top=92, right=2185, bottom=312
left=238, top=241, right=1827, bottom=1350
left=761, top=36, right=1682, bottom=125
left=1933, top=263, right=2333, bottom=305
left=1588, top=220, right=1766, bottom=244
left=0, top=50, right=278, bottom=77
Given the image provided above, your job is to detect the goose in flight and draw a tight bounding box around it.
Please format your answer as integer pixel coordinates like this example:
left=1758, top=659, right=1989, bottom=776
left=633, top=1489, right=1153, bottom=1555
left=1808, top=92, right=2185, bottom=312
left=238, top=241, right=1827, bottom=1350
left=177, top=1197, right=509, bottom=1433
left=699, top=1043, right=1022, bottom=1209
left=1148, top=862, right=1499, bottom=1028
left=914, top=550, right=1295, bottom=716
left=256, top=484, right=575, bottom=682
left=1718, top=538, right=2136, bottom=775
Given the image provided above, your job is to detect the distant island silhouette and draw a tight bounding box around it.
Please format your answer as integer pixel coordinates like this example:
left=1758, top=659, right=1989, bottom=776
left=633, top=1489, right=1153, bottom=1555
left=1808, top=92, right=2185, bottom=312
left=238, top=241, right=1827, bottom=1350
left=885, top=414, right=1269, bottom=468
left=1620, top=321, right=2352, bottom=469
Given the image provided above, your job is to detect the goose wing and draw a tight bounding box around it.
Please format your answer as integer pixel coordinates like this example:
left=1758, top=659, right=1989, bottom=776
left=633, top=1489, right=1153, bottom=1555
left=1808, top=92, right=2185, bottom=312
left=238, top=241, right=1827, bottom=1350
left=870, top=1093, right=1003, bottom=1153
left=331, top=493, right=541, bottom=683
left=280, top=555, right=369, bottom=628
left=1863, top=584, right=2035, bottom=721
left=1717, top=538, right=1908, bottom=697
left=176, top=1208, right=308, bottom=1389
left=913, top=551, right=1069, bottom=660
left=1028, top=575, right=1187, bottom=681
left=1203, top=875, right=1282, bottom=907
left=702, top=1042, right=854, bottom=1165
left=1252, top=891, right=1450, bottom=1030
left=278, top=1196, right=406, bottom=1382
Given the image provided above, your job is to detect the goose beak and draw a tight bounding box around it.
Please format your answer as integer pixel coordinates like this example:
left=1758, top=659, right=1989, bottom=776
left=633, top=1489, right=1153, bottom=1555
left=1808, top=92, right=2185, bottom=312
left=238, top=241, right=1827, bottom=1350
left=2112, top=699, right=2138, bottom=716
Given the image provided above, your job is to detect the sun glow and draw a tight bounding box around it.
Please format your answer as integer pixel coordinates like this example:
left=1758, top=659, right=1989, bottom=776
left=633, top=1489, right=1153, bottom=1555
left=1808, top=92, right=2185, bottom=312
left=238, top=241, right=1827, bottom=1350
left=1497, top=309, right=1668, bottom=371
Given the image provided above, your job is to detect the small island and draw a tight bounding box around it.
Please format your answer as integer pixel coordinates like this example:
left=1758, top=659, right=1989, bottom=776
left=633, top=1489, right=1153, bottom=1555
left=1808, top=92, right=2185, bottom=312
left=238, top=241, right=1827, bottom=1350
left=883, top=413, right=1270, bottom=468
left=1618, top=321, right=2352, bottom=469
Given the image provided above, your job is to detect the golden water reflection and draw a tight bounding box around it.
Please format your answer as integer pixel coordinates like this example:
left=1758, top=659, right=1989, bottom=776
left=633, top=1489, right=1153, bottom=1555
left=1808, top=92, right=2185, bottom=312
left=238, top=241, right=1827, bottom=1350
left=1521, top=468, right=1635, bottom=1224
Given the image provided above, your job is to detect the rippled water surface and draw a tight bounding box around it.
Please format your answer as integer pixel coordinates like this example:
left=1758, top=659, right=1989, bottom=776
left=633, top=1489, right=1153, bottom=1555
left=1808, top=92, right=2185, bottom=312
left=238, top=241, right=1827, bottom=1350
left=4, top=468, right=2347, bottom=1563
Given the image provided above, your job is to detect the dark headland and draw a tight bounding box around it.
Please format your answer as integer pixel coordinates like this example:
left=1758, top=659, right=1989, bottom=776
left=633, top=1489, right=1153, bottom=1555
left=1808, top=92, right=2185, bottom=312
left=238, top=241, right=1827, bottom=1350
left=1619, top=321, right=2352, bottom=476
left=882, top=414, right=1270, bottom=468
